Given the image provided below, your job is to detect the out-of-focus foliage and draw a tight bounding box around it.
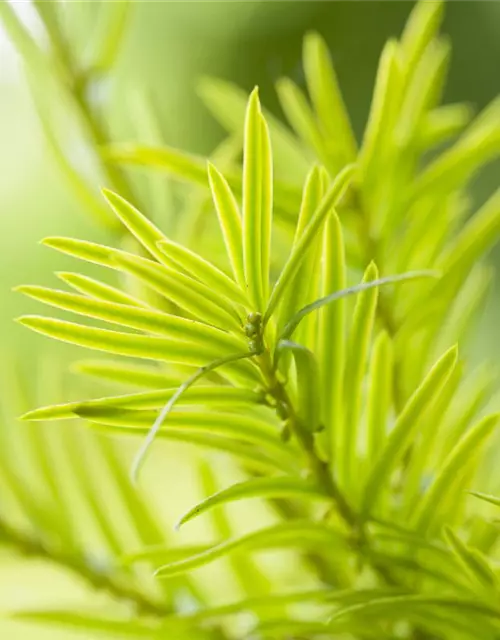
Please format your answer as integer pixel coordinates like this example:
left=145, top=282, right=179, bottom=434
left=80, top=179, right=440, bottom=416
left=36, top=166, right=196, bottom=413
left=2, top=1, right=500, bottom=639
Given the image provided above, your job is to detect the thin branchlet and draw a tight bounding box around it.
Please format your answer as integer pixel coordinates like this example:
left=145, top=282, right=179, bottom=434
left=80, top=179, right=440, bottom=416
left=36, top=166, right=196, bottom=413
left=244, top=315, right=430, bottom=611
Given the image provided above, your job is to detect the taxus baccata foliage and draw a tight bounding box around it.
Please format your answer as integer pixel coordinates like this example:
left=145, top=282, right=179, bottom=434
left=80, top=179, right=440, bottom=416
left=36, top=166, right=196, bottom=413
left=3, top=1, right=500, bottom=639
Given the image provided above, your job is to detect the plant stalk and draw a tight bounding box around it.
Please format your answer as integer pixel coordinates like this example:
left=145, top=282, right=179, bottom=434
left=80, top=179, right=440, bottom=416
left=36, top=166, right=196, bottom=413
left=257, top=348, right=434, bottom=640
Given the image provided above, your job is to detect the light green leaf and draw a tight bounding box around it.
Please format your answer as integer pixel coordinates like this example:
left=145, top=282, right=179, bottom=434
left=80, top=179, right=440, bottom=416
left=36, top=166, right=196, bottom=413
left=197, top=75, right=309, bottom=182
left=73, top=359, right=176, bottom=389
left=370, top=521, right=454, bottom=560
left=439, top=188, right=500, bottom=281
left=155, top=521, right=344, bottom=577
left=42, top=236, right=131, bottom=269
left=358, top=39, right=402, bottom=193
left=207, top=162, right=246, bottom=287
left=57, top=272, right=148, bottom=308
left=365, top=547, right=465, bottom=592
left=277, top=341, right=321, bottom=434
left=340, top=262, right=379, bottom=488
left=276, top=78, right=330, bottom=167
left=433, top=265, right=492, bottom=358
left=265, top=163, right=355, bottom=323
left=413, top=414, right=499, bottom=533
left=403, top=360, right=463, bottom=514
left=303, top=31, right=357, bottom=169
left=16, top=285, right=245, bottom=354
left=366, top=331, right=393, bottom=467
left=242, top=88, right=265, bottom=310
left=17, top=315, right=193, bottom=361
left=106, top=142, right=302, bottom=217
left=16, top=316, right=258, bottom=386
left=106, top=142, right=209, bottom=186
left=260, top=113, right=273, bottom=303
left=444, top=526, right=498, bottom=591
left=21, top=385, right=262, bottom=422
left=394, top=192, right=464, bottom=277
left=156, top=238, right=247, bottom=306
left=82, top=385, right=261, bottom=411
left=361, top=345, right=458, bottom=517
left=317, top=211, right=345, bottom=464
left=411, top=99, right=500, bottom=200
left=400, top=0, right=444, bottom=79
left=417, top=104, right=473, bottom=150
left=396, top=38, right=450, bottom=146
left=177, top=476, right=327, bottom=529
left=90, top=425, right=296, bottom=474
left=101, top=188, right=173, bottom=265
left=276, top=165, right=323, bottom=335
left=100, top=385, right=260, bottom=411
left=77, top=406, right=280, bottom=450
left=435, top=365, right=495, bottom=465
left=112, top=253, right=242, bottom=330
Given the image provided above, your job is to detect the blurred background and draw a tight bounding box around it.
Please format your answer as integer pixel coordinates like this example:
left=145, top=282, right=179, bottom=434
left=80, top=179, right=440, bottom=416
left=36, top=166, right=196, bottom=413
left=0, top=1, right=499, bottom=638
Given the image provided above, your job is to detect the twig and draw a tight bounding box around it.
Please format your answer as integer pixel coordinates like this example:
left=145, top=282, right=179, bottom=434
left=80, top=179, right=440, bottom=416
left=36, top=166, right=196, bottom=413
left=257, top=347, right=435, bottom=640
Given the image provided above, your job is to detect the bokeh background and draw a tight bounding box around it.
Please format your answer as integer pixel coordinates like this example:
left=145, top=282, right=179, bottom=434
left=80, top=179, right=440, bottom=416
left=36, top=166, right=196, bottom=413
left=0, top=1, right=499, bottom=638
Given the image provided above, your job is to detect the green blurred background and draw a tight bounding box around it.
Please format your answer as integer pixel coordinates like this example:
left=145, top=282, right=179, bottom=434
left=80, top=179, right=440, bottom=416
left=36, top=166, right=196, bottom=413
left=0, top=1, right=499, bottom=637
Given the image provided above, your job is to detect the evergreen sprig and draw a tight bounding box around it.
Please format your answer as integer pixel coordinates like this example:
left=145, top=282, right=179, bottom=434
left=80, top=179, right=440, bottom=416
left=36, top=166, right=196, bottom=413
left=3, top=1, right=500, bottom=639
